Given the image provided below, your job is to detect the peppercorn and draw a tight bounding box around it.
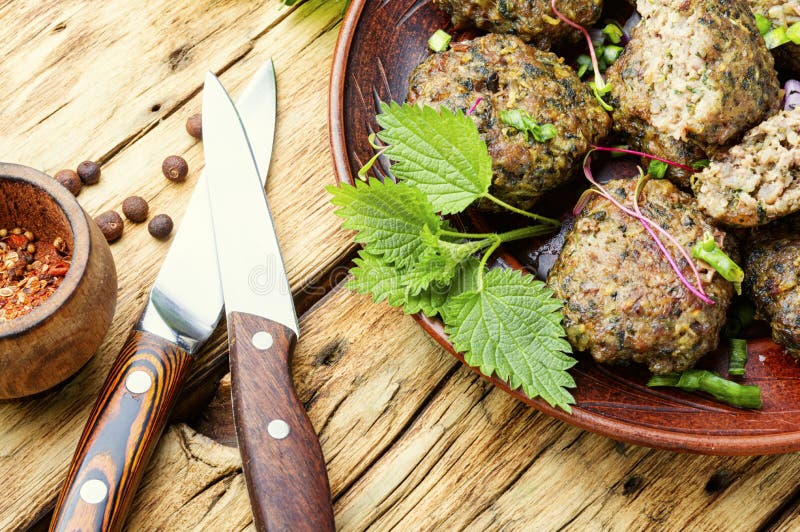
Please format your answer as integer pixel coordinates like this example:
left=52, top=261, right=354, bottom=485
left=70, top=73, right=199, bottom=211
left=77, top=161, right=101, bottom=185
left=94, top=210, right=124, bottom=242
left=148, top=214, right=173, bottom=239
left=54, top=169, right=82, bottom=196
left=162, top=155, right=188, bottom=182
left=122, top=196, right=149, bottom=223
left=185, top=113, right=202, bottom=139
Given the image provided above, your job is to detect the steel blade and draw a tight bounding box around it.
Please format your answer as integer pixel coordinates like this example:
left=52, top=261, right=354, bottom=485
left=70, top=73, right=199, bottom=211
left=202, top=72, right=299, bottom=336
left=139, top=60, right=277, bottom=352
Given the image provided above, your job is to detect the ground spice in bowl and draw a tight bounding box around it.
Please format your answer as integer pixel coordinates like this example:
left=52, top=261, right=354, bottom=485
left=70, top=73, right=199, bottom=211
left=0, top=227, right=71, bottom=321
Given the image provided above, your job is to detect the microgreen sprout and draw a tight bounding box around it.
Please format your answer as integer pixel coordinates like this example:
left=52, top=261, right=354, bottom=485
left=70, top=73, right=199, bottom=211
left=647, top=160, right=668, bottom=179
left=467, top=96, right=483, bottom=116
left=500, top=109, right=558, bottom=142
left=357, top=133, right=389, bottom=180
left=589, top=144, right=696, bottom=173
left=576, top=152, right=714, bottom=304
left=551, top=0, right=613, bottom=110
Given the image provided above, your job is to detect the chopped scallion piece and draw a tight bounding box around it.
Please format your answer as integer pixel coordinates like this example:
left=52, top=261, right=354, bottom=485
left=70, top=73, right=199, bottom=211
left=788, top=22, right=800, bottom=44
left=691, top=159, right=710, bottom=170
left=729, top=339, right=748, bottom=376
left=647, top=369, right=762, bottom=409
left=601, top=22, right=624, bottom=44
left=755, top=14, right=773, bottom=35
left=764, top=26, right=790, bottom=49
left=647, top=159, right=668, bottom=179
left=428, top=29, right=452, bottom=52
left=692, top=232, right=744, bottom=294
left=500, top=109, right=558, bottom=142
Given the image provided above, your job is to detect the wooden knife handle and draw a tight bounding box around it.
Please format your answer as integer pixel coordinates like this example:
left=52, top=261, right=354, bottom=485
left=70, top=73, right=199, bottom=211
left=228, top=311, right=334, bottom=532
left=50, top=330, right=192, bottom=532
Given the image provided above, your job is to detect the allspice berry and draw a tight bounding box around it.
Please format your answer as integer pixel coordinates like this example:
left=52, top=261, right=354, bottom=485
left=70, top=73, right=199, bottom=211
left=94, top=210, right=124, bottom=242
left=122, top=196, right=149, bottom=223
left=77, top=160, right=101, bottom=185
left=148, top=214, right=173, bottom=239
left=162, top=155, right=188, bottom=182
left=185, top=113, right=202, bottom=139
left=54, top=169, right=82, bottom=196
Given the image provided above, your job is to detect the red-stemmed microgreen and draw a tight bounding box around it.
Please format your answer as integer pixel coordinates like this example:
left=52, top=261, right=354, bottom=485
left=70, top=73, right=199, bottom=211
left=467, top=96, right=483, bottom=116
left=550, top=0, right=612, bottom=110
left=357, top=133, right=388, bottom=180
left=576, top=152, right=714, bottom=305
left=589, top=144, right=696, bottom=173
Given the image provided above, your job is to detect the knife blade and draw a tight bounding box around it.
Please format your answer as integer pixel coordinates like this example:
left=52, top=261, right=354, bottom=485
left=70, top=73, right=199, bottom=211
left=202, top=72, right=335, bottom=531
left=50, top=60, right=277, bottom=532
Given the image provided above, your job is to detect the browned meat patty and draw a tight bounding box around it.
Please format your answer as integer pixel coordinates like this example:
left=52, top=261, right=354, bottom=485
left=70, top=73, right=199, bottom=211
left=694, top=108, right=800, bottom=227
left=606, top=0, right=781, bottom=187
left=432, top=0, right=603, bottom=50
left=744, top=215, right=800, bottom=357
left=547, top=178, right=735, bottom=374
left=406, top=34, right=611, bottom=210
left=748, top=0, right=800, bottom=75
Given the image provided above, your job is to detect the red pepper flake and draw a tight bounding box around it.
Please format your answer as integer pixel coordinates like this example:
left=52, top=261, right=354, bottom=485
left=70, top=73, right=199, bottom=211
left=0, top=228, right=71, bottom=321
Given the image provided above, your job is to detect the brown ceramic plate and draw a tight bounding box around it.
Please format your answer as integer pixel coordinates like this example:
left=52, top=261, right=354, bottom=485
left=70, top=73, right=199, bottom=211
left=328, top=0, right=800, bottom=455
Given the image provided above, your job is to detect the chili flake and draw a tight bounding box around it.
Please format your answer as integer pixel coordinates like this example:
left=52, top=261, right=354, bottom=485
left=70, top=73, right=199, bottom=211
left=0, top=227, right=71, bottom=321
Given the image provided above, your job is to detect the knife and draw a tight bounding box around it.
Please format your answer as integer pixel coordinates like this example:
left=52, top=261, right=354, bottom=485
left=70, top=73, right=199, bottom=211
left=50, top=60, right=278, bottom=532
left=202, top=73, right=335, bottom=531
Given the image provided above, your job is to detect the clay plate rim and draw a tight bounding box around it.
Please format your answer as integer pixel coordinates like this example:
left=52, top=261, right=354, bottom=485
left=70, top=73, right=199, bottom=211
left=328, top=0, right=800, bottom=455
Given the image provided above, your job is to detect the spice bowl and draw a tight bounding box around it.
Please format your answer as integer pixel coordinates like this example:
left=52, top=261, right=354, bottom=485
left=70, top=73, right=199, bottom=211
left=0, top=163, right=117, bottom=399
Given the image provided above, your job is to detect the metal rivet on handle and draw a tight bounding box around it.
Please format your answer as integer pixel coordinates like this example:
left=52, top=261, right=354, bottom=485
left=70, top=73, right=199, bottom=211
left=252, top=331, right=274, bottom=350
left=79, top=479, right=108, bottom=504
left=267, top=419, right=290, bottom=439
left=126, top=370, right=152, bottom=394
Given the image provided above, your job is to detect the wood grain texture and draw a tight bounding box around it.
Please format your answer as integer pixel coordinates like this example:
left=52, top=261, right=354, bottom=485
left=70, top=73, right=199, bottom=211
left=3, top=0, right=800, bottom=530
left=0, top=0, right=349, bottom=528
left=228, top=312, right=334, bottom=531
left=50, top=330, right=192, bottom=532
left=110, top=283, right=800, bottom=531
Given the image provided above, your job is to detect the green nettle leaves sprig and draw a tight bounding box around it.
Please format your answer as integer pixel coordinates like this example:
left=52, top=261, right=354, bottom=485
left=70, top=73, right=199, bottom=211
left=327, top=102, right=577, bottom=411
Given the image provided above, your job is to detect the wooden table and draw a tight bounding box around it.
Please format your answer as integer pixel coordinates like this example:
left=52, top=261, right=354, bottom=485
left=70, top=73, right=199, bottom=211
left=2, top=1, right=800, bottom=530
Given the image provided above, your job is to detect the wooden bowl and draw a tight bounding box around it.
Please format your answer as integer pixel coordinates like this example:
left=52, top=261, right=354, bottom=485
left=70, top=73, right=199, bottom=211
left=329, top=0, right=800, bottom=454
left=0, top=163, right=117, bottom=399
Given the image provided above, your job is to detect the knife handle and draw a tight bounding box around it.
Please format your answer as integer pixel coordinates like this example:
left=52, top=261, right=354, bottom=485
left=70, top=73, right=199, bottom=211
left=50, top=330, right=192, bottom=532
left=228, top=311, right=335, bottom=532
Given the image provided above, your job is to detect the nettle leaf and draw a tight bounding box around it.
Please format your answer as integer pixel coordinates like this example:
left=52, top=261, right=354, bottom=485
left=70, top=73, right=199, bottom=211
left=376, top=102, right=492, bottom=215
left=328, top=179, right=441, bottom=269
left=442, top=268, right=576, bottom=411
left=348, top=250, right=447, bottom=317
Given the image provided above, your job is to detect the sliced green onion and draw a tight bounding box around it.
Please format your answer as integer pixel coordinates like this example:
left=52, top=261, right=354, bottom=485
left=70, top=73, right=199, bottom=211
left=755, top=14, right=773, bottom=36
left=788, top=22, right=800, bottom=44
left=603, top=45, right=624, bottom=64
left=647, top=369, right=762, bottom=409
left=729, top=339, right=748, bottom=376
left=500, top=109, right=558, bottom=142
left=691, top=159, right=710, bottom=170
left=692, top=232, right=744, bottom=294
left=601, top=22, right=624, bottom=44
left=764, top=26, right=790, bottom=49
left=647, top=159, right=668, bottom=179
left=428, top=29, right=452, bottom=52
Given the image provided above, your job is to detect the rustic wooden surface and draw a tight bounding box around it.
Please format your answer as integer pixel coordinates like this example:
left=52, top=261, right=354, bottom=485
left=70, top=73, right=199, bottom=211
left=1, top=0, right=799, bottom=530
